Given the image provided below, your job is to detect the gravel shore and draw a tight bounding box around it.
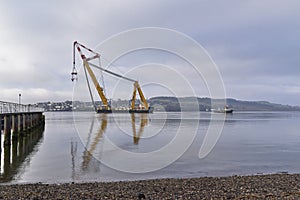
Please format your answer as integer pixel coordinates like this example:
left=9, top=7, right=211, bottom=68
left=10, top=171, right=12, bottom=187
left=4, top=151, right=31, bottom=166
left=0, top=174, right=300, bottom=199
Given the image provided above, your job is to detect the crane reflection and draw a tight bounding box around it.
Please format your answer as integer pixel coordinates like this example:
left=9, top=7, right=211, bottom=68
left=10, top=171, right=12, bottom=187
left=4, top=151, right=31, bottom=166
left=131, top=113, right=148, bottom=145
left=80, top=113, right=149, bottom=171
left=82, top=114, right=107, bottom=171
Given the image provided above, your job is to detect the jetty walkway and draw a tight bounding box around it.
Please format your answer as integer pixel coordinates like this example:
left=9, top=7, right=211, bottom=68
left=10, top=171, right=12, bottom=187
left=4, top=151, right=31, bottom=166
left=0, top=101, right=44, bottom=145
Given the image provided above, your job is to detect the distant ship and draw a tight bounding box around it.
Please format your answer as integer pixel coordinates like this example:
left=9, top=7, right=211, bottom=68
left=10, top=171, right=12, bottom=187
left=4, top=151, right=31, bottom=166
left=211, top=105, right=233, bottom=113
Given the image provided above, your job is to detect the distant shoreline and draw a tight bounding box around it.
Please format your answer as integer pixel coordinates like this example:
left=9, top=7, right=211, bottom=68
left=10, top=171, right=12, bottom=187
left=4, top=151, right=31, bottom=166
left=1, top=173, right=299, bottom=199
left=38, top=97, right=300, bottom=112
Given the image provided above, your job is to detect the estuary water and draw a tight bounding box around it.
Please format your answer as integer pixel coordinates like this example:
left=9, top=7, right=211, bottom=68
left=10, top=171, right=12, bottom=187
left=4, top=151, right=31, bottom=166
left=1, top=111, right=300, bottom=184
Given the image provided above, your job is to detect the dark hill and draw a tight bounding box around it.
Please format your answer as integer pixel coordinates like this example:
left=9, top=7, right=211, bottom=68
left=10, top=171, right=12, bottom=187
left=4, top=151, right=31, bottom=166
left=149, top=96, right=300, bottom=112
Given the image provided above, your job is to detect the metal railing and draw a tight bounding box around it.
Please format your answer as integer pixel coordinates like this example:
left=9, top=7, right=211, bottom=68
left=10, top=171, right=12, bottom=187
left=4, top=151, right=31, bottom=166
left=0, top=101, right=44, bottom=114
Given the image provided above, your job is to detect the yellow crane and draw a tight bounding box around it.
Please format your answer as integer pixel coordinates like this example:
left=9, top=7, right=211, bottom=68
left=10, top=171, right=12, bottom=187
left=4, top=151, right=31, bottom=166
left=72, top=41, right=153, bottom=113
left=72, top=41, right=111, bottom=112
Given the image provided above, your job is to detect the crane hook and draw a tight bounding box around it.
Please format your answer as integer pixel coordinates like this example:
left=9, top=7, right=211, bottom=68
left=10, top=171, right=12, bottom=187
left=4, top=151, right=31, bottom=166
left=71, top=42, right=77, bottom=82
left=71, top=42, right=78, bottom=82
left=71, top=66, right=78, bottom=82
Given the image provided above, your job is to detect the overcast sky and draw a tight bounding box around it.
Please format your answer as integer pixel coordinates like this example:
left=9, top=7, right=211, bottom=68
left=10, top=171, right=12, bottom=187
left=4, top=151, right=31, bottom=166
left=1, top=0, right=300, bottom=105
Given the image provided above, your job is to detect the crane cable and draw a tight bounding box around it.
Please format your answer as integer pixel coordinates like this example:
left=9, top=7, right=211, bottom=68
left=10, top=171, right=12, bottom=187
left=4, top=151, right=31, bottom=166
left=88, top=62, right=136, bottom=83
left=98, top=58, right=106, bottom=96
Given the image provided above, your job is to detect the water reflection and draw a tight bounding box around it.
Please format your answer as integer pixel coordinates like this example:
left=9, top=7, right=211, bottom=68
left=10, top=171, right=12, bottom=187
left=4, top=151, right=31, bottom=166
left=70, top=140, right=77, bottom=181
left=0, top=126, right=44, bottom=183
left=82, top=114, right=107, bottom=171
left=80, top=113, right=149, bottom=171
left=0, top=111, right=297, bottom=184
left=131, top=114, right=148, bottom=145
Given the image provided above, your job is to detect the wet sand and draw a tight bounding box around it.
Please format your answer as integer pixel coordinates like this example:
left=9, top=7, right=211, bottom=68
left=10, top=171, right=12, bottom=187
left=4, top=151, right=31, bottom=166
left=0, top=174, right=300, bottom=199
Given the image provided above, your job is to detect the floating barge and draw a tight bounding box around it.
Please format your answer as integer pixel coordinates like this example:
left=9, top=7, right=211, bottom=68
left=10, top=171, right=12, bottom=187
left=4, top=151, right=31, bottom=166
left=97, top=106, right=154, bottom=113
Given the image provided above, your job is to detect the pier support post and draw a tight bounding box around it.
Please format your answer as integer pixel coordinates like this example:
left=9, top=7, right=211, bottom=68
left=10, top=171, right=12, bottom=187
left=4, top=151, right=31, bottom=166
left=22, top=114, right=27, bottom=133
left=12, top=139, right=18, bottom=164
left=32, top=114, right=36, bottom=127
left=18, top=136, right=24, bottom=159
left=4, top=115, right=11, bottom=146
left=12, top=114, right=18, bottom=141
left=3, top=144, right=11, bottom=175
left=18, top=114, right=23, bottom=135
left=29, top=113, right=33, bottom=130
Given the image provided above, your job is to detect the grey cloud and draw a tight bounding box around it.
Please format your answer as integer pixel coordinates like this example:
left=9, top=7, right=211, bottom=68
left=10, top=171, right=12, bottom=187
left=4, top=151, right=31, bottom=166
left=0, top=0, right=300, bottom=105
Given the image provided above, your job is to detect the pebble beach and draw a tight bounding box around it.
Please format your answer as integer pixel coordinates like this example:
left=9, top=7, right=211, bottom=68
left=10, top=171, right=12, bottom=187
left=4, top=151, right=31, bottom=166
left=0, top=174, right=300, bottom=199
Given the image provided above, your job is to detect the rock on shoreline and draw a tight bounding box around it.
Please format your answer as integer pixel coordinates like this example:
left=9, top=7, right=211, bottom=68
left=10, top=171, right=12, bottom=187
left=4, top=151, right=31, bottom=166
left=1, top=174, right=300, bottom=199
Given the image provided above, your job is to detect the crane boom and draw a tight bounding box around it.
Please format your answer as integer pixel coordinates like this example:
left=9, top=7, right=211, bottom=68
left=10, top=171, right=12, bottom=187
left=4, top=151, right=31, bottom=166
left=83, top=60, right=110, bottom=109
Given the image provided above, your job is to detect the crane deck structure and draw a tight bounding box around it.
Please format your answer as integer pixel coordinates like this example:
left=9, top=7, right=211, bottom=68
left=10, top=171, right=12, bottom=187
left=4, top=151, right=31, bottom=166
left=71, top=41, right=153, bottom=113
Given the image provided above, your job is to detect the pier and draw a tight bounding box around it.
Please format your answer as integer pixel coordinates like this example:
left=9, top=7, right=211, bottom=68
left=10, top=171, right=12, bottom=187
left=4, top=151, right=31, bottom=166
left=0, top=101, right=44, bottom=145
left=0, top=101, right=44, bottom=181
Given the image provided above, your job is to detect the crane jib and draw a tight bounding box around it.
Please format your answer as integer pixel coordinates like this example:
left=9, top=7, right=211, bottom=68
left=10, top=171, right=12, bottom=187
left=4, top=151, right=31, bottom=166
left=88, top=62, right=136, bottom=83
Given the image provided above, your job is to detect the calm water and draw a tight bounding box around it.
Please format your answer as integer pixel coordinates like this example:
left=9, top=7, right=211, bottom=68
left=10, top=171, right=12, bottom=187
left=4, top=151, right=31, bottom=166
left=1, top=111, right=300, bottom=184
